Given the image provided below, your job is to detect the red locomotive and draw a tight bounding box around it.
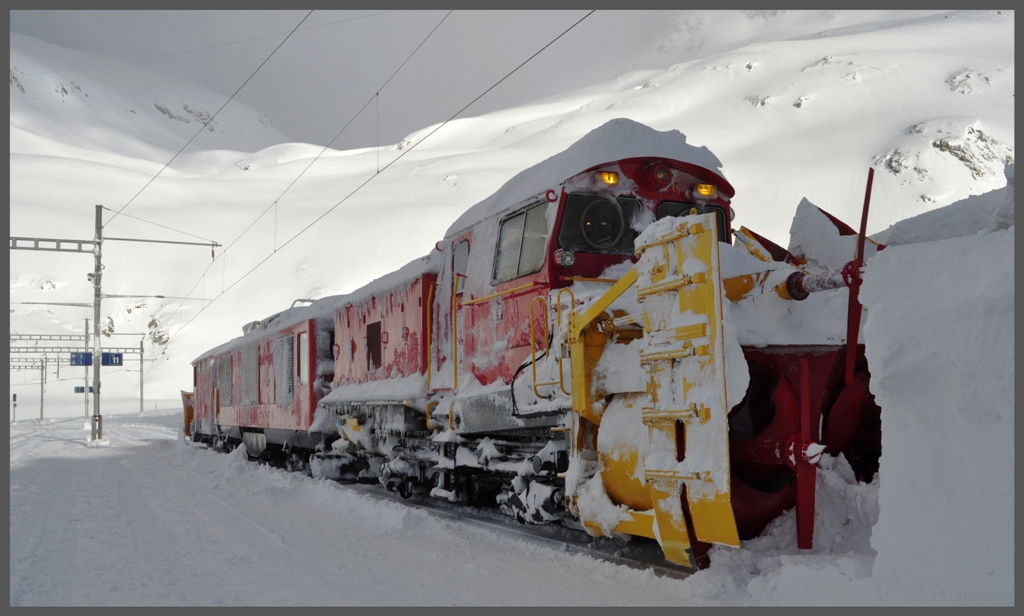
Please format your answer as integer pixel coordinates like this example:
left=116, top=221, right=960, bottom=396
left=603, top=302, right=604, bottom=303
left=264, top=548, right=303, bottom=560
left=191, top=119, right=882, bottom=569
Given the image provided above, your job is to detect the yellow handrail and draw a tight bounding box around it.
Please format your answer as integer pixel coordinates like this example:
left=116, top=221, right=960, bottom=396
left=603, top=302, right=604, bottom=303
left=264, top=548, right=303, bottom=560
left=529, top=288, right=575, bottom=399
left=553, top=288, right=575, bottom=396
left=425, top=282, right=435, bottom=392
left=450, top=273, right=465, bottom=429
left=562, top=277, right=619, bottom=284
left=555, top=288, right=576, bottom=340
left=568, top=267, right=639, bottom=418
left=530, top=296, right=552, bottom=398
left=425, top=400, right=439, bottom=431
left=459, top=281, right=538, bottom=306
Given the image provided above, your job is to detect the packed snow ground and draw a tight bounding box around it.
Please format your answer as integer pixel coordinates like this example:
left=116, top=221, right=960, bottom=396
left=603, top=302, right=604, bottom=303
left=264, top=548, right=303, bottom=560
left=13, top=414, right=715, bottom=606
left=9, top=9, right=1014, bottom=606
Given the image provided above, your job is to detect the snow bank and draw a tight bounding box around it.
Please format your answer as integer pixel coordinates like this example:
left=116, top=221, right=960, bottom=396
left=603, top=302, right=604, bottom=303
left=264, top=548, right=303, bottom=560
left=872, top=164, right=1015, bottom=245
left=690, top=454, right=880, bottom=605
left=858, top=225, right=1014, bottom=605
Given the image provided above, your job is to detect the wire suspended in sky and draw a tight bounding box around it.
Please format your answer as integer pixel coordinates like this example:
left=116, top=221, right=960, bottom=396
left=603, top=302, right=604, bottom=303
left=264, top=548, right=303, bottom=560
left=105, top=10, right=314, bottom=227
left=167, top=10, right=595, bottom=338
left=160, top=11, right=454, bottom=338
left=99, top=206, right=217, bottom=244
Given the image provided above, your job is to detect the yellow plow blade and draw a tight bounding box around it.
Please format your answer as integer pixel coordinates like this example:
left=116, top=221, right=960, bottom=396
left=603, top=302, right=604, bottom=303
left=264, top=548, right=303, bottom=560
left=635, top=214, right=740, bottom=549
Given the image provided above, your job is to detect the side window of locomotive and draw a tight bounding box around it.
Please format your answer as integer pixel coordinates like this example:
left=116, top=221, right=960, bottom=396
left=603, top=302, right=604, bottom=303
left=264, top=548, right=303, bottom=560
left=452, top=240, right=469, bottom=294
left=656, top=201, right=728, bottom=242
left=296, top=331, right=309, bottom=386
left=493, top=201, right=547, bottom=283
left=558, top=194, right=639, bottom=254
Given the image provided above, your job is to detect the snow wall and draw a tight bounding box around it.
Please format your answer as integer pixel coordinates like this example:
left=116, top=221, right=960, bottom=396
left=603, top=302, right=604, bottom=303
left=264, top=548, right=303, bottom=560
left=858, top=204, right=1014, bottom=603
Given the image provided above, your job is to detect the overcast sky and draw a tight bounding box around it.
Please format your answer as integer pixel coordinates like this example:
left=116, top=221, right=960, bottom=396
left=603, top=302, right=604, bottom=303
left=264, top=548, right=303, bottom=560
left=10, top=9, right=697, bottom=150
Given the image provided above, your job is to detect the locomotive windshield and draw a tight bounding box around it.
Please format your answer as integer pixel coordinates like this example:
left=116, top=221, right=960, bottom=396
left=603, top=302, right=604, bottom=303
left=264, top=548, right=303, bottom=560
left=559, top=193, right=640, bottom=255
left=580, top=198, right=624, bottom=248
left=656, top=200, right=729, bottom=242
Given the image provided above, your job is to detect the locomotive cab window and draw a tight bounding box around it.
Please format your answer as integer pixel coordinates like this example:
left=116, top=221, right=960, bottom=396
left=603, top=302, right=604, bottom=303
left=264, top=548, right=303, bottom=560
left=656, top=201, right=729, bottom=242
left=493, top=201, right=547, bottom=283
left=559, top=194, right=640, bottom=255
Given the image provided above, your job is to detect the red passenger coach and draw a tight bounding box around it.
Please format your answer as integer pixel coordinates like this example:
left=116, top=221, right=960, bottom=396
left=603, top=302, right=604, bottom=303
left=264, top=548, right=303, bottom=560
left=191, top=300, right=335, bottom=456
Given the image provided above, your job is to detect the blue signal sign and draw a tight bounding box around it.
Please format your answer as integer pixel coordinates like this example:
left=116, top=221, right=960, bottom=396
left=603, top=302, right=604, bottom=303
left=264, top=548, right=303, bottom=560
left=71, top=352, right=124, bottom=366
left=70, top=352, right=93, bottom=366
left=74, top=386, right=95, bottom=393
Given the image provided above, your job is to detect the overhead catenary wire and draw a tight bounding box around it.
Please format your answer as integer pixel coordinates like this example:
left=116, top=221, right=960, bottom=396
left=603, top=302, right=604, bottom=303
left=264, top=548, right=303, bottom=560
left=159, top=11, right=453, bottom=336
left=167, top=10, right=595, bottom=339
left=105, top=10, right=315, bottom=228
left=99, top=206, right=218, bottom=244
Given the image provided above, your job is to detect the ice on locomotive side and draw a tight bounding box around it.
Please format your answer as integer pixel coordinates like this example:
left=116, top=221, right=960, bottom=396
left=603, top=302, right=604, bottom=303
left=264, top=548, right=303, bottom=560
left=190, top=121, right=882, bottom=569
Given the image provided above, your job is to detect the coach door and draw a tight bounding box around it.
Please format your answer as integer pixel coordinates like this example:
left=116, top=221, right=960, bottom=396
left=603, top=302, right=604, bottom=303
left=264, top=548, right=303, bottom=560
left=433, top=234, right=471, bottom=395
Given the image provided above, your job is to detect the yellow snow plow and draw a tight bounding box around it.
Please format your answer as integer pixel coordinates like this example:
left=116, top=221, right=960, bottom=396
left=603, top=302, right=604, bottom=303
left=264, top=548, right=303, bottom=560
left=567, top=213, right=739, bottom=567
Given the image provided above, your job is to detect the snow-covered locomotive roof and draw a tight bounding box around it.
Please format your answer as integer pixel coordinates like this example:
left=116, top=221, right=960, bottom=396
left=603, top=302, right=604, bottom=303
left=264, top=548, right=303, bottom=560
left=190, top=252, right=441, bottom=364
left=191, top=294, right=340, bottom=363
left=444, top=117, right=727, bottom=238
left=327, top=251, right=440, bottom=311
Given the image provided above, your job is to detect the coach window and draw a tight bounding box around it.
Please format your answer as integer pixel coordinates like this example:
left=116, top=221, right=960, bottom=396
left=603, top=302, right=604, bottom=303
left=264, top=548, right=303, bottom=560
left=493, top=201, right=547, bottom=283
left=297, top=331, right=309, bottom=386
left=366, top=322, right=383, bottom=372
left=453, top=240, right=470, bottom=294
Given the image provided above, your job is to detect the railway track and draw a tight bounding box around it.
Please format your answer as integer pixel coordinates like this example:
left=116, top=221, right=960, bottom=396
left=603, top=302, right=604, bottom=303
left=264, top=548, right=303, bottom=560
left=343, top=481, right=696, bottom=580
left=199, top=442, right=697, bottom=580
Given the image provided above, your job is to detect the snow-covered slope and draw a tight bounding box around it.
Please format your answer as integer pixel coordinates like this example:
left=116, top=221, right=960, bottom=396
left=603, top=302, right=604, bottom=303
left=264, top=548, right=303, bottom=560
left=10, top=33, right=290, bottom=158
left=10, top=11, right=1013, bottom=413
left=8, top=10, right=1014, bottom=606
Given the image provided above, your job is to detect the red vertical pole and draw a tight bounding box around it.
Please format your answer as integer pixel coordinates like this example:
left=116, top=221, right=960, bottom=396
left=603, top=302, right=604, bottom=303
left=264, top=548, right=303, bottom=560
left=796, top=356, right=816, bottom=549
left=845, top=168, right=874, bottom=385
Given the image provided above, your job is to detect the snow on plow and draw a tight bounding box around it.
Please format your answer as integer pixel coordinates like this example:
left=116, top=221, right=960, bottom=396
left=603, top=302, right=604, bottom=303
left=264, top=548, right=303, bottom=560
left=567, top=213, right=740, bottom=567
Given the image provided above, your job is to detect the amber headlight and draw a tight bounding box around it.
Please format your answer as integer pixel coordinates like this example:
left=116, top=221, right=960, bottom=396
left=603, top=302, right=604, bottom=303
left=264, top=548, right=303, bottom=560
left=694, top=183, right=716, bottom=199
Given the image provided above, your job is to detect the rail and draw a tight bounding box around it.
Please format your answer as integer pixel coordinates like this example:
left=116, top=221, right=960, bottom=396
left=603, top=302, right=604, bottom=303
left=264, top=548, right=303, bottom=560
left=459, top=281, right=539, bottom=306
left=561, top=277, right=618, bottom=284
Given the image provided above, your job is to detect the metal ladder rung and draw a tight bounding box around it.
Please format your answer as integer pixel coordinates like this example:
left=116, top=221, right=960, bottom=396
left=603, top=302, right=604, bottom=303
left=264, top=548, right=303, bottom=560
left=644, top=468, right=713, bottom=483
left=637, top=272, right=708, bottom=298
left=641, top=403, right=712, bottom=424
left=639, top=345, right=710, bottom=362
